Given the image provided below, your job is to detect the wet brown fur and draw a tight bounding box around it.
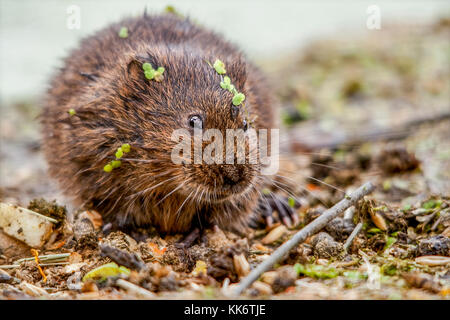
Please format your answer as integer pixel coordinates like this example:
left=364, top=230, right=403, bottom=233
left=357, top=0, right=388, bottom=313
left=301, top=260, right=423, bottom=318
left=41, top=14, right=276, bottom=234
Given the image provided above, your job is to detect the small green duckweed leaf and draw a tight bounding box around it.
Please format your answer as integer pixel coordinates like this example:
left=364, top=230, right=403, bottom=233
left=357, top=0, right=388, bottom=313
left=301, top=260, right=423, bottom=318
left=111, top=160, right=122, bottom=169
left=142, top=63, right=153, bottom=71
left=118, top=27, right=128, bottom=38
left=103, top=164, right=113, bottom=172
left=232, top=93, right=245, bottom=106
left=115, top=148, right=124, bottom=159
left=262, top=188, right=271, bottom=195
left=121, top=143, right=131, bottom=153
left=156, top=66, right=165, bottom=74
left=144, top=70, right=155, bottom=80
left=143, top=63, right=165, bottom=81
left=68, top=108, right=76, bottom=116
left=213, top=59, right=226, bottom=74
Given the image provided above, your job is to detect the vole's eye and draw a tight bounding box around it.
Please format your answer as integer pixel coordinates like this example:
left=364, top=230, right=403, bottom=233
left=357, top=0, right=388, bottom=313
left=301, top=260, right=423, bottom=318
left=189, top=115, right=203, bottom=129
left=243, top=119, right=248, bottom=132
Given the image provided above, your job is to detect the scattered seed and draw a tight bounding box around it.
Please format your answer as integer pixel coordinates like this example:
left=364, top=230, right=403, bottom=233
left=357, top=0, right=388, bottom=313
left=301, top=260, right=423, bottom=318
left=233, top=254, right=250, bottom=278
left=415, top=255, right=450, bottom=266
left=261, top=225, right=287, bottom=245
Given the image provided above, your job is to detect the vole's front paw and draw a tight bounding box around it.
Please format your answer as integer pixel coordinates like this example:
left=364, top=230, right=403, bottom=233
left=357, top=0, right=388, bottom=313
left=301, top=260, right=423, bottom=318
left=249, top=192, right=301, bottom=229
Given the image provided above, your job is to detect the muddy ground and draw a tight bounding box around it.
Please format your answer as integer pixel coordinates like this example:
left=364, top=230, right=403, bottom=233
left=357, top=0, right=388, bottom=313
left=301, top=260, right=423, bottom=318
left=0, top=18, right=449, bottom=300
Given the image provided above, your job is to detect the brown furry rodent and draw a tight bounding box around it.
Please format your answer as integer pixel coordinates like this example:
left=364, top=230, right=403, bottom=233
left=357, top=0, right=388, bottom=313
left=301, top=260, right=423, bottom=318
left=41, top=13, right=278, bottom=234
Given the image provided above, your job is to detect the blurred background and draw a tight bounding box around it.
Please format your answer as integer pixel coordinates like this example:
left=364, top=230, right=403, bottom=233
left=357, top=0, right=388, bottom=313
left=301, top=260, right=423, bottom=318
left=1, top=0, right=449, bottom=102
left=0, top=0, right=449, bottom=206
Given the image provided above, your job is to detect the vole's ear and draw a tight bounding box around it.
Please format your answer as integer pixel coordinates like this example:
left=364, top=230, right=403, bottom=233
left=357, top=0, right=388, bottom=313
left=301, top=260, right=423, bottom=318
left=125, top=54, right=161, bottom=85
left=225, top=56, right=247, bottom=90
left=126, top=58, right=145, bottom=84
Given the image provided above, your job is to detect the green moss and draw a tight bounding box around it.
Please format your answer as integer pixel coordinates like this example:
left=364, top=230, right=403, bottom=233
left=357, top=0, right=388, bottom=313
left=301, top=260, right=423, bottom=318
left=422, top=199, right=442, bottom=209
left=294, top=263, right=339, bottom=279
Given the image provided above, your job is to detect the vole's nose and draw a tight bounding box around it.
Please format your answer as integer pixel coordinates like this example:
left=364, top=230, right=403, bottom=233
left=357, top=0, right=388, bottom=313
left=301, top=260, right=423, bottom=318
left=221, top=165, right=242, bottom=187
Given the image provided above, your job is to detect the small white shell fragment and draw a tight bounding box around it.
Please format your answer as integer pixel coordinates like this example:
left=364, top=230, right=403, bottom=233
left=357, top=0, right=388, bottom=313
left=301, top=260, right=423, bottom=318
left=0, top=202, right=56, bottom=247
left=261, top=225, right=287, bottom=244
left=415, top=255, right=450, bottom=266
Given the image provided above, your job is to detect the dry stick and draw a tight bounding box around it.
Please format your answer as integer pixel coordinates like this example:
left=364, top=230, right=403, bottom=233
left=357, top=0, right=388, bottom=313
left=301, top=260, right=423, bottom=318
left=233, top=181, right=375, bottom=296
left=343, top=222, right=363, bottom=251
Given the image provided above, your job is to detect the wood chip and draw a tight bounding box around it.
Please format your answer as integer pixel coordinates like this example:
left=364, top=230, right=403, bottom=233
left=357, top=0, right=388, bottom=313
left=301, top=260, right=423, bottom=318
left=0, top=203, right=56, bottom=247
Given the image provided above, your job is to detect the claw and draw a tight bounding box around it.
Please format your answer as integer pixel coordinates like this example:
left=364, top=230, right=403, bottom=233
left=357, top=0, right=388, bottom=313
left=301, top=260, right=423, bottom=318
left=251, top=192, right=301, bottom=229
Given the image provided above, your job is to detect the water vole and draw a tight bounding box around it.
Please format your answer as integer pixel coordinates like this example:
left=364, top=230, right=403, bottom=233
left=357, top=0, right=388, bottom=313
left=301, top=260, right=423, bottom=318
left=41, top=13, right=291, bottom=235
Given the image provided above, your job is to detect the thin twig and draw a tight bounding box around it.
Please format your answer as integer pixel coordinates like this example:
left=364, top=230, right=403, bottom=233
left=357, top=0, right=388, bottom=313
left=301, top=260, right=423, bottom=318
left=116, top=279, right=155, bottom=299
left=343, top=222, right=363, bottom=251
left=233, top=181, right=375, bottom=296
left=14, top=253, right=70, bottom=265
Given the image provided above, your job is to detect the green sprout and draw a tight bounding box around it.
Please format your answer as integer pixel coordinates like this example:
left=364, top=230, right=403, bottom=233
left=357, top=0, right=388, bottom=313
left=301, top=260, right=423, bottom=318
left=103, top=144, right=131, bottom=172
left=213, top=59, right=226, bottom=74
left=68, top=108, right=76, bottom=116
left=232, top=92, right=245, bottom=106
left=118, top=27, right=129, bottom=38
